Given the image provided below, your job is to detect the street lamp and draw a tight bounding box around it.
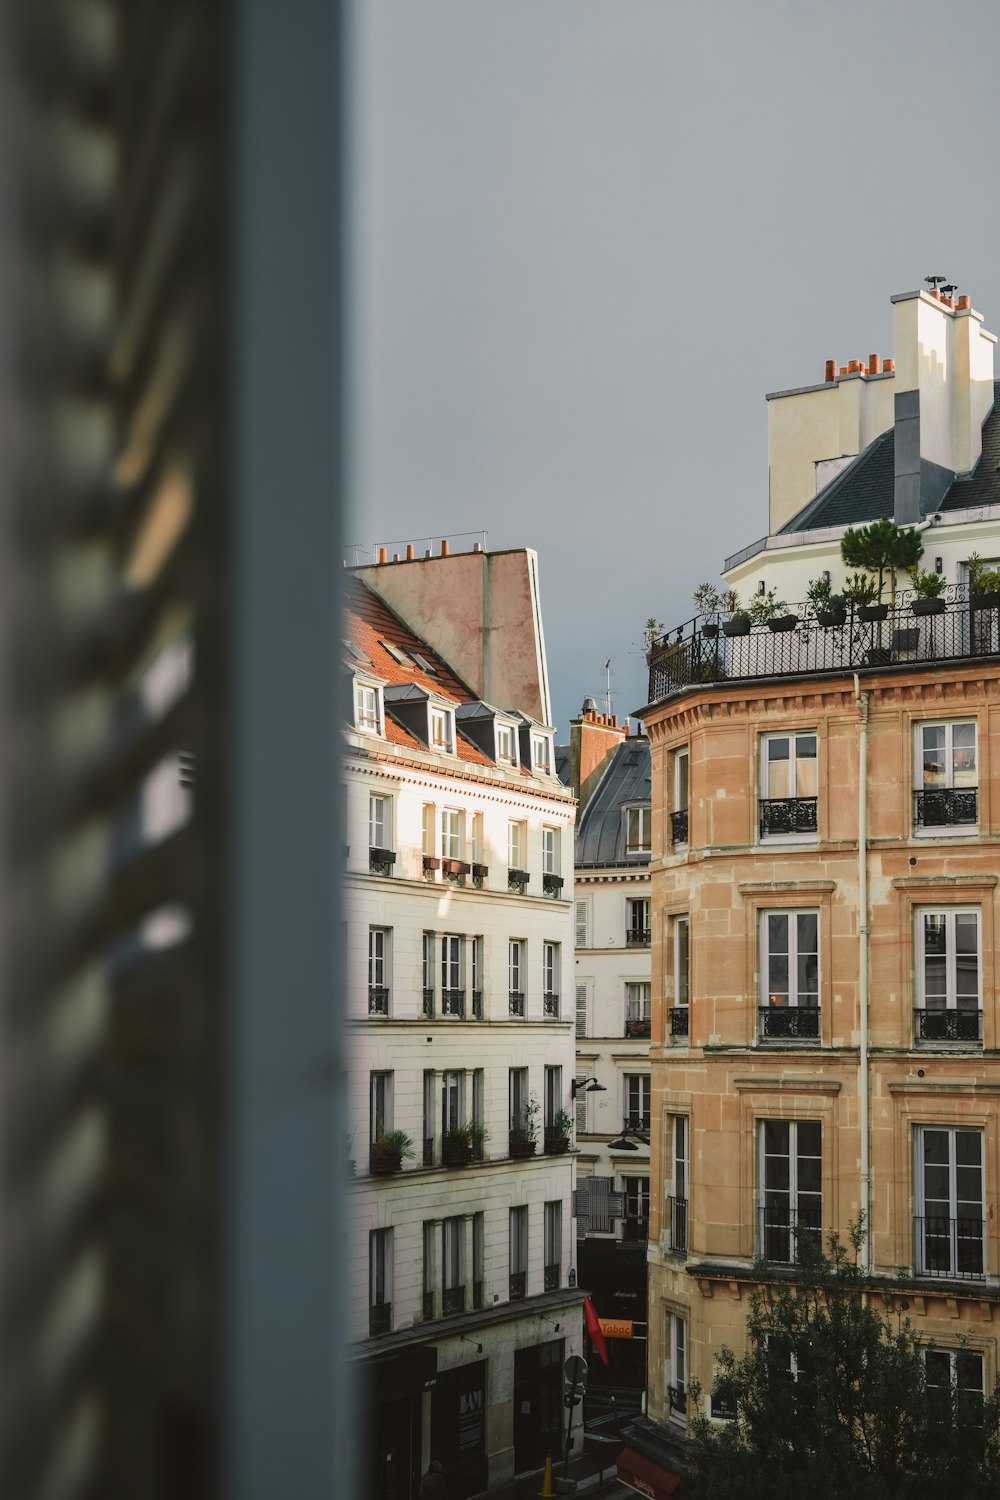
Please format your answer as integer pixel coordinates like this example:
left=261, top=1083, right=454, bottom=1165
left=571, top=1077, right=606, bottom=1099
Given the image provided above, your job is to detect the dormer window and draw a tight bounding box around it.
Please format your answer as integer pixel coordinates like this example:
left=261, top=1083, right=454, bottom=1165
left=532, top=733, right=552, bottom=773
left=624, top=805, right=651, bottom=856
left=429, top=705, right=455, bottom=753
left=496, top=721, right=518, bottom=766
left=354, top=679, right=383, bottom=735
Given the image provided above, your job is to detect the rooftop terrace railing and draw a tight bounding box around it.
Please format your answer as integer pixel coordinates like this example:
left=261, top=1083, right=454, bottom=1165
left=647, top=586, right=998, bottom=703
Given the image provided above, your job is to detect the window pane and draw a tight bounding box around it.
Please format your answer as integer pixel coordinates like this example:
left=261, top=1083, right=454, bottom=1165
left=795, top=736, right=817, bottom=797
left=922, top=915, right=948, bottom=1005
left=676, top=753, right=689, bottom=810
left=953, top=723, right=977, bottom=785
left=766, top=738, right=790, bottom=798
left=921, top=724, right=946, bottom=786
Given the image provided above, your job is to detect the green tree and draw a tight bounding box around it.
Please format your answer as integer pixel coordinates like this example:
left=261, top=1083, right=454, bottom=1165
left=840, top=519, right=924, bottom=603
left=687, top=1224, right=1000, bottom=1500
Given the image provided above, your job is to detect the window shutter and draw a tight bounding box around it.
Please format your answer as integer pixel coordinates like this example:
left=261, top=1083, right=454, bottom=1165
left=576, top=899, right=589, bottom=947
left=575, top=983, right=588, bottom=1039
left=575, top=1073, right=589, bottom=1133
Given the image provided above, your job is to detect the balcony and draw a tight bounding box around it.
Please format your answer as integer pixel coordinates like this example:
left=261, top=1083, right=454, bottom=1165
left=669, top=1007, right=689, bottom=1038
left=509, top=1271, right=526, bottom=1301
left=625, top=1015, right=651, bottom=1039
left=914, top=1215, right=985, bottom=1280
left=626, top=928, right=651, bottom=948
left=621, top=1216, right=648, bottom=1244
left=759, top=796, right=817, bottom=840
left=368, top=985, right=390, bottom=1016
left=914, top=787, right=978, bottom=829
left=369, top=846, right=396, bottom=876
left=472, top=989, right=483, bottom=1019
left=648, top=590, right=999, bottom=705
left=668, top=1196, right=688, bottom=1254
left=509, top=991, right=525, bottom=1017
left=758, top=1004, right=820, bottom=1041
left=670, top=809, right=689, bottom=845
left=508, top=868, right=529, bottom=894
left=543, top=872, right=564, bottom=897
left=369, top=1302, right=392, bottom=1336
left=758, top=1204, right=822, bottom=1265
left=422, top=987, right=434, bottom=1017
left=914, top=1008, right=982, bottom=1043
left=667, top=1383, right=686, bottom=1415
left=442, top=988, right=466, bottom=1018
left=443, top=1285, right=466, bottom=1316
left=544, top=1262, right=560, bottom=1292
left=543, top=991, right=560, bottom=1018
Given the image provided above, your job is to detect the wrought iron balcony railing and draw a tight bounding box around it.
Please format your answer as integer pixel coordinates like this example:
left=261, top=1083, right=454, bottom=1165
left=626, top=928, right=651, bottom=947
left=914, top=787, right=979, bottom=828
left=670, top=809, right=689, bottom=845
left=543, top=872, right=564, bottom=896
left=543, top=991, right=560, bottom=1017
left=508, top=869, right=529, bottom=893
left=472, top=989, right=483, bottom=1019
left=509, top=1271, right=526, bottom=1301
left=667, top=1383, right=686, bottom=1415
left=625, top=1015, right=651, bottom=1038
left=369, top=1302, right=392, bottom=1336
left=422, top=986, right=434, bottom=1017
left=758, top=1203, right=822, bottom=1265
left=914, top=1214, right=986, bottom=1279
left=759, top=796, right=818, bottom=839
left=368, top=985, right=390, bottom=1015
left=670, top=1007, right=689, bottom=1038
left=443, top=1285, right=466, bottom=1316
left=649, top=589, right=999, bottom=704
left=669, top=1196, right=688, bottom=1253
left=914, top=1008, right=982, bottom=1042
left=509, top=991, right=525, bottom=1017
left=625, top=1111, right=651, bottom=1134
left=442, top=988, right=465, bottom=1017
left=544, top=1262, right=560, bottom=1291
left=759, top=1004, right=820, bottom=1040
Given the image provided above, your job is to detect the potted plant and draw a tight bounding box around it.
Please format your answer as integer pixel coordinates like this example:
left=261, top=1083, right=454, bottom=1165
left=693, top=582, right=723, bottom=639
left=806, top=574, right=847, bottom=627
left=509, top=1095, right=540, bottom=1159
left=370, top=1129, right=414, bottom=1176
left=643, top=618, right=665, bottom=656
left=442, top=1123, right=474, bottom=1167
left=841, top=518, right=923, bottom=611
left=469, top=1120, right=490, bottom=1161
left=749, top=589, right=797, bottom=632
left=909, top=567, right=947, bottom=615
left=967, top=552, right=1000, bottom=607
left=721, top=590, right=751, bottom=637
left=843, top=571, right=886, bottom=621
left=544, top=1107, right=574, bottom=1155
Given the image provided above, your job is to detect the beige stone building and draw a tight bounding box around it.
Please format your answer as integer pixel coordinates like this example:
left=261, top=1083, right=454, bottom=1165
left=633, top=281, right=1000, bottom=1489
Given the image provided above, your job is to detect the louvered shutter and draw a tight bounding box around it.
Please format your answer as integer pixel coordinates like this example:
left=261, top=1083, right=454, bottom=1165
left=575, top=1073, right=589, bottom=1133
left=576, top=898, right=589, bottom=947
left=576, top=982, right=588, bottom=1039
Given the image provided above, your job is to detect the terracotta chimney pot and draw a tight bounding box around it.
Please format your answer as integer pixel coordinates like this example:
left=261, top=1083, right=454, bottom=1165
left=441, top=539, right=449, bottom=556
left=406, top=543, right=414, bottom=560
left=378, top=546, right=387, bottom=564
left=824, top=359, right=836, bottom=382
left=930, top=288, right=941, bottom=300
left=868, top=353, right=880, bottom=375
left=957, top=294, right=971, bottom=310
left=883, top=358, right=894, bottom=372
left=839, top=366, right=848, bottom=376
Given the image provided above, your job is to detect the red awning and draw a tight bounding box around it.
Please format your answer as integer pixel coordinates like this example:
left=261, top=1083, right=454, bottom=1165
left=617, top=1445, right=681, bottom=1500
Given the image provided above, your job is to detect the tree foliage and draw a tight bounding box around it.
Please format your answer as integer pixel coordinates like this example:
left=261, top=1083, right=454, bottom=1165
left=687, top=1224, right=1000, bottom=1500
left=840, top=519, right=924, bottom=601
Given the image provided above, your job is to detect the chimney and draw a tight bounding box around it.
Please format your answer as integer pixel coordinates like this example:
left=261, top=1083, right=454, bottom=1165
left=568, top=700, right=626, bottom=813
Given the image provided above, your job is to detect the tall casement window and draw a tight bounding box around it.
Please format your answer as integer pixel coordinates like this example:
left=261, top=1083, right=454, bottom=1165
left=532, top=733, right=552, bottom=773
left=368, top=928, right=390, bottom=1015
left=472, top=1071, right=485, bottom=1159
left=509, top=1206, right=528, bottom=1300
left=543, top=1201, right=562, bottom=1290
left=368, top=793, right=394, bottom=876
left=575, top=898, right=590, bottom=949
left=471, top=937, right=483, bottom=1019
left=440, top=807, right=462, bottom=861
left=355, top=680, right=381, bottom=735
left=622, top=1177, right=649, bottom=1242
left=914, top=909, right=982, bottom=1042
left=625, top=981, right=651, bottom=1039
left=441, top=934, right=465, bottom=1016
left=626, top=804, right=651, bottom=856
left=509, top=1068, right=529, bottom=1130
left=543, top=941, right=560, bottom=1016
left=429, top=705, right=454, bottom=753
left=369, top=1228, right=393, bottom=1335
left=507, top=820, right=524, bottom=870
left=624, top=1074, right=651, bottom=1132
left=759, top=732, right=818, bottom=840
left=671, top=749, right=689, bottom=847
left=472, top=1214, right=485, bottom=1309
left=422, top=1222, right=436, bottom=1320
left=469, top=812, right=484, bottom=867
left=626, top=897, right=651, bottom=946
left=915, top=1127, right=985, bottom=1279
left=369, top=1071, right=392, bottom=1145
left=669, top=1116, right=688, bottom=1253
left=758, top=1120, right=821, bottom=1264
left=924, top=1349, right=985, bottom=1422
left=914, top=720, right=978, bottom=831
left=422, top=1071, right=436, bottom=1166
left=442, top=1217, right=465, bottom=1315
left=422, top=803, right=436, bottom=872
left=671, top=916, right=690, bottom=1039
left=509, top=939, right=525, bottom=1016
left=542, top=827, right=562, bottom=895
left=441, top=1070, right=464, bottom=1136
left=422, top=933, right=434, bottom=1017
left=667, top=1313, right=687, bottom=1419
left=759, top=910, right=819, bottom=1040
left=544, top=1065, right=562, bottom=1137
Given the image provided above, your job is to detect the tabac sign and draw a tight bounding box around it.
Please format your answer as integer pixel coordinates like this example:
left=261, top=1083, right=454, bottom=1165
left=598, top=1317, right=634, bottom=1340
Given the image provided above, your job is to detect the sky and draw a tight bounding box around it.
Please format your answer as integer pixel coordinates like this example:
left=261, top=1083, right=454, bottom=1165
left=348, top=0, right=1000, bottom=737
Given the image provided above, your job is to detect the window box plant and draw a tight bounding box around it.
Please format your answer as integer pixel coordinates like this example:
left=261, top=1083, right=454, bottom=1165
left=442, top=1123, right=475, bottom=1167
left=544, top=1107, right=574, bottom=1155
left=966, top=553, right=1000, bottom=607
left=721, top=590, right=751, bottom=637
left=748, top=589, right=796, bottom=631
left=843, top=572, right=886, bottom=621
left=806, top=574, right=847, bottom=626
left=909, top=567, right=947, bottom=615
left=693, top=582, right=723, bottom=638
left=509, top=1095, right=540, bottom=1159
left=370, top=1129, right=414, bottom=1176
left=441, top=857, right=469, bottom=875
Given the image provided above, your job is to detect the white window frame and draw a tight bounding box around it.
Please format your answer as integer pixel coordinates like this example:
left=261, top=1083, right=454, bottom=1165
left=625, top=804, right=651, bottom=854
left=369, top=792, right=392, bottom=850
left=532, top=733, right=552, bottom=773
left=369, top=927, right=390, bottom=990
left=441, top=1070, right=465, bottom=1134
left=442, top=1216, right=464, bottom=1293
left=625, top=980, right=651, bottom=1025
left=509, top=1205, right=528, bottom=1277
left=509, top=1068, right=528, bottom=1126
left=759, top=731, right=818, bottom=843
left=760, top=909, right=820, bottom=1013
left=471, top=936, right=482, bottom=997
left=543, top=941, right=559, bottom=1010
left=369, top=1227, right=393, bottom=1312
left=675, top=748, right=689, bottom=813
left=915, top=1126, right=985, bottom=1279
left=354, top=677, right=383, bottom=735
left=575, top=897, right=590, bottom=949
left=914, top=720, right=978, bottom=836
left=428, top=703, right=455, bottom=753
left=370, top=1071, right=392, bottom=1142
left=623, top=1073, right=650, bottom=1131
left=469, top=812, right=483, bottom=865
left=626, top=897, right=650, bottom=942
left=496, top=720, right=517, bottom=765
left=542, top=826, right=559, bottom=875
left=422, top=803, right=435, bottom=857
left=668, top=1313, right=687, bottom=1421
left=440, top=806, right=462, bottom=861
left=544, top=1200, right=561, bottom=1272
left=674, top=917, right=690, bottom=1008
left=923, top=1347, right=985, bottom=1411
left=508, top=820, right=525, bottom=871
left=914, top=908, right=981, bottom=1024
left=670, top=1115, right=688, bottom=1252
left=544, top=1065, right=562, bottom=1131
left=441, top=934, right=464, bottom=993
left=758, top=1119, right=822, bottom=1263
left=509, top=939, right=524, bottom=1000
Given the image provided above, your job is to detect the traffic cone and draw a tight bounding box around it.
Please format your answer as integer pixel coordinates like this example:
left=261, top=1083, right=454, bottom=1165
left=537, top=1452, right=557, bottom=1498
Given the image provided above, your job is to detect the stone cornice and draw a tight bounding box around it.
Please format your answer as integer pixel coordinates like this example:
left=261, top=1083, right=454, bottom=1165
left=891, top=874, right=998, bottom=890
left=343, top=745, right=577, bottom=807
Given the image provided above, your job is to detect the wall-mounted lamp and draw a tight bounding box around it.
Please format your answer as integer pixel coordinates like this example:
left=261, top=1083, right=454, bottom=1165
left=608, top=1124, right=650, bottom=1151
left=757, top=579, right=766, bottom=595
left=461, top=1335, right=483, bottom=1354
left=571, top=1077, right=606, bottom=1099
left=822, top=570, right=831, bottom=585
left=934, top=557, right=943, bottom=574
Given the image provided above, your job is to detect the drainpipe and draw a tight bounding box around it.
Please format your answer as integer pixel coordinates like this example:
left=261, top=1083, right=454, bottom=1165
left=853, top=673, right=871, bottom=1271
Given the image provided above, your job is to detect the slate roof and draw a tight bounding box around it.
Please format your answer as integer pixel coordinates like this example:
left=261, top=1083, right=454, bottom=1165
left=777, top=382, right=1000, bottom=534
left=574, top=736, right=651, bottom=867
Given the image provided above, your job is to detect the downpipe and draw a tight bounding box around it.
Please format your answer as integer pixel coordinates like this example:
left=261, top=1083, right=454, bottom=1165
left=853, top=673, right=871, bottom=1271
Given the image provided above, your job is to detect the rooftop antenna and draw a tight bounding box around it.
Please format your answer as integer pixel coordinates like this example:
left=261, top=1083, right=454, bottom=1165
left=603, top=659, right=612, bottom=720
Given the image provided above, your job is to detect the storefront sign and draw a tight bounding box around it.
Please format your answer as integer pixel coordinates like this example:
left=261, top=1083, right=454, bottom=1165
left=598, top=1317, right=634, bottom=1340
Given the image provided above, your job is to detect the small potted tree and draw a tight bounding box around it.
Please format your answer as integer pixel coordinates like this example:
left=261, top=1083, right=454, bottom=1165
left=749, top=589, right=797, bottom=632
left=509, top=1095, right=540, bottom=1159
left=544, top=1107, right=574, bottom=1155
left=843, top=571, right=884, bottom=621
left=693, top=582, right=723, bottom=639
left=967, top=553, right=1000, bottom=608
left=841, top=518, right=923, bottom=613
left=909, top=567, right=947, bottom=615
left=806, top=575, right=847, bottom=627
left=370, top=1129, right=415, bottom=1176
left=442, top=1123, right=474, bottom=1167
left=721, top=590, right=751, bottom=637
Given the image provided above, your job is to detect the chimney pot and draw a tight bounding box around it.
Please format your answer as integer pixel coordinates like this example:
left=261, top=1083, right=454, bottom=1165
left=392, top=552, right=399, bottom=563
left=440, top=539, right=449, bottom=556
left=406, top=543, right=414, bottom=560
left=839, top=366, right=848, bottom=376
left=957, top=294, right=971, bottom=311
left=612, top=715, right=618, bottom=728
left=868, top=353, right=880, bottom=375
left=883, top=358, right=894, bottom=373
left=930, top=288, right=941, bottom=300
left=824, top=359, right=836, bottom=382
left=378, top=546, right=387, bottom=564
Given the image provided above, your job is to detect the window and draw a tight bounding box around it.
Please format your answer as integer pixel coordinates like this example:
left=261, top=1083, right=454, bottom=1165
left=509, top=1067, right=528, bottom=1135
left=496, top=722, right=517, bottom=765
left=422, top=1070, right=435, bottom=1165
left=671, top=749, right=689, bottom=846
left=509, top=939, right=525, bottom=1016
left=472, top=1070, right=485, bottom=1158
left=423, top=1222, right=436, bottom=1320
left=441, top=934, right=464, bottom=1015
left=370, top=1071, right=392, bottom=1143
left=759, top=1120, right=821, bottom=1263
left=622, top=1176, right=649, bottom=1242
left=624, top=1074, right=651, bottom=1131
left=472, top=1214, right=485, bottom=1309
left=354, top=679, right=381, bottom=734
left=625, top=805, right=651, bottom=855
left=509, top=1206, right=528, bottom=1300
left=369, top=1229, right=393, bottom=1335
left=542, top=827, right=559, bottom=875
left=442, top=1217, right=465, bottom=1315
left=533, top=733, right=552, bottom=773
left=667, top=1314, right=687, bottom=1419
left=915, top=1127, right=985, bottom=1279
left=429, top=705, right=454, bottom=753
left=440, top=807, right=462, bottom=861
left=543, top=941, right=559, bottom=1016
left=760, top=910, right=819, bottom=1040
left=369, top=794, right=394, bottom=875
left=669, top=1116, right=688, bottom=1253
left=625, top=981, right=651, bottom=1038
left=671, top=917, right=690, bottom=1038
left=759, top=732, right=818, bottom=839
left=914, top=721, right=978, bottom=830
left=368, top=928, right=390, bottom=1014
left=471, top=937, right=483, bottom=1018
left=544, top=1201, right=561, bottom=1290
left=575, top=982, right=589, bottom=1041
left=441, top=1070, right=464, bottom=1135
left=422, top=933, right=434, bottom=1016
left=626, top=897, right=651, bottom=946
left=544, top=1066, right=562, bottom=1136
left=924, top=1349, right=984, bottom=1422
left=469, top=812, right=483, bottom=865
left=422, top=803, right=435, bottom=861
left=508, top=820, right=525, bottom=870
left=915, top=909, right=981, bottom=1041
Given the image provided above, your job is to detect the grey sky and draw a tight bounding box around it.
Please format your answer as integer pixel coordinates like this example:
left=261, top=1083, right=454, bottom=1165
left=349, top=0, right=1000, bottom=736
